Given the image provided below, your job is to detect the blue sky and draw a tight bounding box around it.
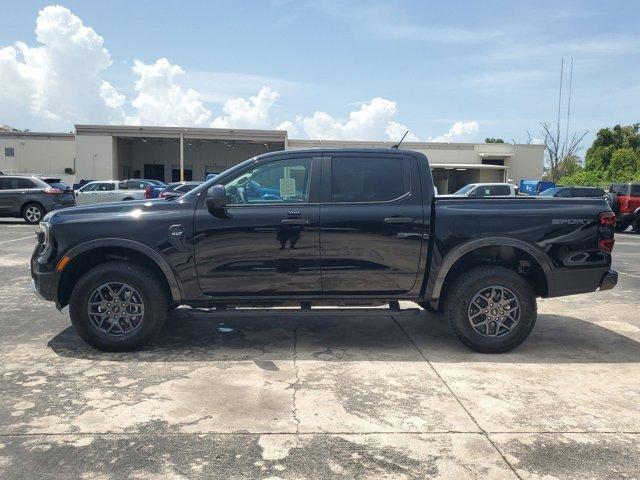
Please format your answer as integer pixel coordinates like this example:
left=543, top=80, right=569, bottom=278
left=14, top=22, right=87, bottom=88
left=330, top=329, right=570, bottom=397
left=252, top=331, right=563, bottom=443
left=1, top=0, right=638, bottom=149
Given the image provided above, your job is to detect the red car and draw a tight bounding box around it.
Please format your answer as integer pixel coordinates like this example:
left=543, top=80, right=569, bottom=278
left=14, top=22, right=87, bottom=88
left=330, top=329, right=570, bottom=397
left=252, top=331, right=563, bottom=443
left=606, top=183, right=640, bottom=232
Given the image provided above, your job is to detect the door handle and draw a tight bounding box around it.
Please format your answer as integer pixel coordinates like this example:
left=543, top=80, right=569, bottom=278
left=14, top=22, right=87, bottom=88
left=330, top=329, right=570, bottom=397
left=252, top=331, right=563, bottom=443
left=281, top=218, right=310, bottom=225
left=384, top=217, right=414, bottom=224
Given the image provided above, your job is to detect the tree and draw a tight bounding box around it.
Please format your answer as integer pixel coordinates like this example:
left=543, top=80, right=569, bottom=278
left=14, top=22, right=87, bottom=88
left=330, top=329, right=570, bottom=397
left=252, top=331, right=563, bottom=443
left=485, top=138, right=504, bottom=143
left=541, top=121, right=588, bottom=182
left=557, top=123, right=640, bottom=186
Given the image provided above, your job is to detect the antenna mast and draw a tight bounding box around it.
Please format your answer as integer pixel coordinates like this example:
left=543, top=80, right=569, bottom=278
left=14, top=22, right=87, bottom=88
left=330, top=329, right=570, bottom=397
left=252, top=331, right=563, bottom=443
left=565, top=58, right=574, bottom=152
left=391, top=130, right=409, bottom=149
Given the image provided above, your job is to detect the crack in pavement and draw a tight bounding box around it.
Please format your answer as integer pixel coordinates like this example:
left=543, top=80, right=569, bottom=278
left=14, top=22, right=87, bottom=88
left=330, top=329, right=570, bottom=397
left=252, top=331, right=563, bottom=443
left=391, top=316, right=525, bottom=480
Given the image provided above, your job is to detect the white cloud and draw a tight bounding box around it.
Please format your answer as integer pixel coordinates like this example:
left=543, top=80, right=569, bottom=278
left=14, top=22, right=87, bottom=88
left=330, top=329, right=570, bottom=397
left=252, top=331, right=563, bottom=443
left=0, top=5, right=124, bottom=128
left=430, top=121, right=479, bottom=142
left=126, top=58, right=211, bottom=127
left=385, top=121, right=419, bottom=142
left=211, top=86, right=279, bottom=129
left=280, top=97, right=417, bottom=141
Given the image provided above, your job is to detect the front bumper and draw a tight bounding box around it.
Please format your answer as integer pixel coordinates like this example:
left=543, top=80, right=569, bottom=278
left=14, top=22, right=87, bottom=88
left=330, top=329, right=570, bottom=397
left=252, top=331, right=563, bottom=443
left=599, top=269, right=618, bottom=292
left=31, top=259, right=60, bottom=303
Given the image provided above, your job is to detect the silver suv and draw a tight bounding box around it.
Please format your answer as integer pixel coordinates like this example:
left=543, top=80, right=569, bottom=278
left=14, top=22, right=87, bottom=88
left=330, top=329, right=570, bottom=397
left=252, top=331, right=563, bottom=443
left=0, top=176, right=76, bottom=224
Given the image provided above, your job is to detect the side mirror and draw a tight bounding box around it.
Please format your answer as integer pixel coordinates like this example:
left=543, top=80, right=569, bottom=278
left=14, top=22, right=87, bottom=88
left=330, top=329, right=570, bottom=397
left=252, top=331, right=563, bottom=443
left=205, top=184, right=228, bottom=214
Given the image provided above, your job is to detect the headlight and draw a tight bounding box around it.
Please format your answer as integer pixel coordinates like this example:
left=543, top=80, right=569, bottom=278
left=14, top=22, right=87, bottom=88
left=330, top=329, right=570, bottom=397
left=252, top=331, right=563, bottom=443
left=36, top=221, right=53, bottom=261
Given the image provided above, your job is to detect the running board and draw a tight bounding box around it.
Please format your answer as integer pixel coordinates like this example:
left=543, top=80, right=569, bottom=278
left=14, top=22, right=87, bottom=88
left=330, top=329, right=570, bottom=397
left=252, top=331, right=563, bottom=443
left=183, top=301, right=421, bottom=317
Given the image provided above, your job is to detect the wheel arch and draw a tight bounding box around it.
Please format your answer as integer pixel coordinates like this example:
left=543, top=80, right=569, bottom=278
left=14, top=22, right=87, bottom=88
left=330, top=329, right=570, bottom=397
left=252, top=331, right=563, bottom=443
left=57, top=239, right=182, bottom=308
left=429, top=237, right=553, bottom=310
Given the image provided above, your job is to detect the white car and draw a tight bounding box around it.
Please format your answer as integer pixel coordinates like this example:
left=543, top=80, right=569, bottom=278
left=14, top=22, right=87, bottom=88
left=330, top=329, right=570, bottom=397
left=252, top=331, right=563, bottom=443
left=451, top=183, right=517, bottom=198
left=75, top=180, right=159, bottom=205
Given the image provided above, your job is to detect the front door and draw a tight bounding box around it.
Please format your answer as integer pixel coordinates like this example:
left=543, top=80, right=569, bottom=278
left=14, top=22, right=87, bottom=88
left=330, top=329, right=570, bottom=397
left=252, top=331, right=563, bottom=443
left=319, top=153, right=426, bottom=295
left=193, top=155, right=321, bottom=296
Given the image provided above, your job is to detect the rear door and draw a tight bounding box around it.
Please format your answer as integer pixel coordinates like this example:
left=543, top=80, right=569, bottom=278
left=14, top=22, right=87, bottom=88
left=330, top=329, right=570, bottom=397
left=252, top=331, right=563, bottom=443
left=0, top=178, right=19, bottom=214
left=319, top=153, right=426, bottom=295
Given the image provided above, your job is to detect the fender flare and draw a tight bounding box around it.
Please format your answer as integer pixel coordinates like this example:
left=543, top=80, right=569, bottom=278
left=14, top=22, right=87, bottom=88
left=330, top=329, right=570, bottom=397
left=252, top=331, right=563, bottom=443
left=62, top=238, right=182, bottom=303
left=430, top=236, right=554, bottom=301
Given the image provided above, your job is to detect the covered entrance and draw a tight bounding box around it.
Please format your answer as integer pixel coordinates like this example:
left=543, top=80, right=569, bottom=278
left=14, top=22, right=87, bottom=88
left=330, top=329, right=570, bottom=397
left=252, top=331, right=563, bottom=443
left=430, top=164, right=507, bottom=194
left=112, top=126, right=287, bottom=183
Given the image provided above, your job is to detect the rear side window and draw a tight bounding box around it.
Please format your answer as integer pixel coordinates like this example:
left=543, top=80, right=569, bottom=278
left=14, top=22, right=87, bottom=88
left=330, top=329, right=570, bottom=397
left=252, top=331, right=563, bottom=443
left=574, top=188, right=604, bottom=197
left=126, top=180, right=149, bottom=189
left=492, top=185, right=511, bottom=196
left=0, top=178, right=34, bottom=189
left=17, top=179, right=36, bottom=188
left=610, top=183, right=629, bottom=196
left=556, top=188, right=572, bottom=197
left=331, top=156, right=410, bottom=202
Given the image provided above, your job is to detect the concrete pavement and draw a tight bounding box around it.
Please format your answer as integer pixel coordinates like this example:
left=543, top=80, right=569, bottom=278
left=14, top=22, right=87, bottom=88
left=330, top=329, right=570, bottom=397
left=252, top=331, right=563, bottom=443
left=0, top=219, right=638, bottom=479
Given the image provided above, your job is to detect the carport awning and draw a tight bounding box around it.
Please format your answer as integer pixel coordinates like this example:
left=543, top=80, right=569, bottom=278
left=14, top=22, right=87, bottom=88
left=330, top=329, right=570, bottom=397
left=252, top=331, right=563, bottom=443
left=430, top=163, right=507, bottom=169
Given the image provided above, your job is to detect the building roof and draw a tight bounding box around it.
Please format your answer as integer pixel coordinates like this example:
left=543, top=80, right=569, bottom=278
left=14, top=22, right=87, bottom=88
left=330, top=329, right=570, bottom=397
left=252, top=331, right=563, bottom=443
left=75, top=124, right=287, bottom=143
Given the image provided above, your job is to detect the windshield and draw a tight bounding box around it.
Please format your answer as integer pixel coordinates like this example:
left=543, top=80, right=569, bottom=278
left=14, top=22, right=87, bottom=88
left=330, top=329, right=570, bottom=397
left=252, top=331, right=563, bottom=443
left=454, top=184, right=475, bottom=195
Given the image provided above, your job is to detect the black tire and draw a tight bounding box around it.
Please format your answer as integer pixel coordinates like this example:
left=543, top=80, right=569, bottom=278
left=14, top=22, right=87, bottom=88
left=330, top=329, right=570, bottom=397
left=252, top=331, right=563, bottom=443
left=69, top=261, right=168, bottom=351
left=633, top=216, right=640, bottom=234
left=604, top=192, right=620, bottom=215
left=22, top=202, right=45, bottom=224
left=445, top=266, right=537, bottom=353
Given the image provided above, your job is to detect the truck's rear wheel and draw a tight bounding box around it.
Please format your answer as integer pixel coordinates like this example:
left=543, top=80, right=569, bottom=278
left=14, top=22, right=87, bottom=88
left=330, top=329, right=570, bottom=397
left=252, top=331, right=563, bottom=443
left=445, top=266, right=536, bottom=353
left=69, top=261, right=168, bottom=351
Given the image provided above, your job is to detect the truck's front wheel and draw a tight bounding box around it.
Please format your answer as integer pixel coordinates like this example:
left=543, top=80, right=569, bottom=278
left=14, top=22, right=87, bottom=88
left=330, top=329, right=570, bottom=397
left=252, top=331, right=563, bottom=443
left=69, top=261, right=168, bottom=351
left=445, top=266, right=537, bottom=353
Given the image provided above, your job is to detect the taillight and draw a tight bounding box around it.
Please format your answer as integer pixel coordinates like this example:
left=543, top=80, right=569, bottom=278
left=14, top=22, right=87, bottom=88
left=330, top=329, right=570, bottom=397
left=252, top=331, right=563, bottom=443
left=144, top=186, right=153, bottom=199
left=598, top=212, right=616, bottom=253
left=42, top=187, right=63, bottom=194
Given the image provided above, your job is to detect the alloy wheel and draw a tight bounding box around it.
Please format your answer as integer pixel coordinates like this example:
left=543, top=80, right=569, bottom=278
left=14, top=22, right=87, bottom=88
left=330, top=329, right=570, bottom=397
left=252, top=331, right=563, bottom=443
left=467, top=285, right=520, bottom=337
left=25, top=206, right=42, bottom=223
left=87, top=282, right=145, bottom=336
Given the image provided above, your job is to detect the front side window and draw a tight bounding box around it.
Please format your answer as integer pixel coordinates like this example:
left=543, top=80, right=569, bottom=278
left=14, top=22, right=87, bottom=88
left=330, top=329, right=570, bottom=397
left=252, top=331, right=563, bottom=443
left=223, top=157, right=312, bottom=204
left=95, top=182, right=115, bottom=191
left=630, top=184, right=640, bottom=196
left=331, top=156, right=410, bottom=203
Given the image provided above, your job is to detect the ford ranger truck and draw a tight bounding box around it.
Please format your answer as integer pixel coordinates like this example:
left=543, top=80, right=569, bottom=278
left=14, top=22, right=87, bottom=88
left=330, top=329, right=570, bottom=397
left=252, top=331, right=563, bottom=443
left=31, top=149, right=618, bottom=353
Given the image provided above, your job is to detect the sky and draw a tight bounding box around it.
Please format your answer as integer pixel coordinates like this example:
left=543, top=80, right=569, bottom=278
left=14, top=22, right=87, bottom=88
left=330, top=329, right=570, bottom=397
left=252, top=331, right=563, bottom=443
left=1, top=0, right=638, bottom=150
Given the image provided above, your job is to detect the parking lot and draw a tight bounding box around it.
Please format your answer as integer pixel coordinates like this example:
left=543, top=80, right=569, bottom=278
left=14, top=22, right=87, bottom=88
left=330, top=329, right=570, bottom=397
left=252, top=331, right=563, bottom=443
left=0, top=218, right=639, bottom=479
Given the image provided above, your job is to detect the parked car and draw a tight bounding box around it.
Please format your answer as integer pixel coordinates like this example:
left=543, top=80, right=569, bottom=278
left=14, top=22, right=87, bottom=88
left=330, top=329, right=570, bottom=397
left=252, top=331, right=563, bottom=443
left=538, top=186, right=605, bottom=198
left=451, top=183, right=517, bottom=197
left=72, top=179, right=95, bottom=191
left=519, top=180, right=555, bottom=195
left=605, top=182, right=640, bottom=232
left=76, top=180, right=149, bottom=205
left=159, top=181, right=201, bottom=199
left=135, top=179, right=167, bottom=199
left=0, top=175, right=75, bottom=223
left=32, top=149, right=617, bottom=353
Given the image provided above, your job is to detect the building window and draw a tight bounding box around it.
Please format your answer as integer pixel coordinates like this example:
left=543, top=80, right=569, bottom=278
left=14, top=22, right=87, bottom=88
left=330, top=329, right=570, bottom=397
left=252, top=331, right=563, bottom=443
left=481, top=159, right=504, bottom=166
left=5, top=147, right=15, bottom=157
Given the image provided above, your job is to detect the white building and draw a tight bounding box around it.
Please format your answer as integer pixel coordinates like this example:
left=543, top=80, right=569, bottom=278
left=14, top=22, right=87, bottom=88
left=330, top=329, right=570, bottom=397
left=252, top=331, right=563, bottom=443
left=0, top=125, right=544, bottom=193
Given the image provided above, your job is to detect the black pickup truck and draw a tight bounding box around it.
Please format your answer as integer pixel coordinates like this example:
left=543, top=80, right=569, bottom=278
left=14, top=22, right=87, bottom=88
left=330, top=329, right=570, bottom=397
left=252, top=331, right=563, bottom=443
left=31, top=149, right=617, bottom=353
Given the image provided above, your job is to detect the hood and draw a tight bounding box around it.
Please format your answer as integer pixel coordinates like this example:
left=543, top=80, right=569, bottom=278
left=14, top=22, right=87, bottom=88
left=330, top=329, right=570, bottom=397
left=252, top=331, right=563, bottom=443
left=45, top=198, right=191, bottom=225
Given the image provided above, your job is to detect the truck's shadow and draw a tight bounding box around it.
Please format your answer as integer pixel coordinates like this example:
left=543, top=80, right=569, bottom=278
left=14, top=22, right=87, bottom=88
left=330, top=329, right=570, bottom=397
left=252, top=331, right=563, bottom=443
left=47, top=308, right=640, bottom=364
